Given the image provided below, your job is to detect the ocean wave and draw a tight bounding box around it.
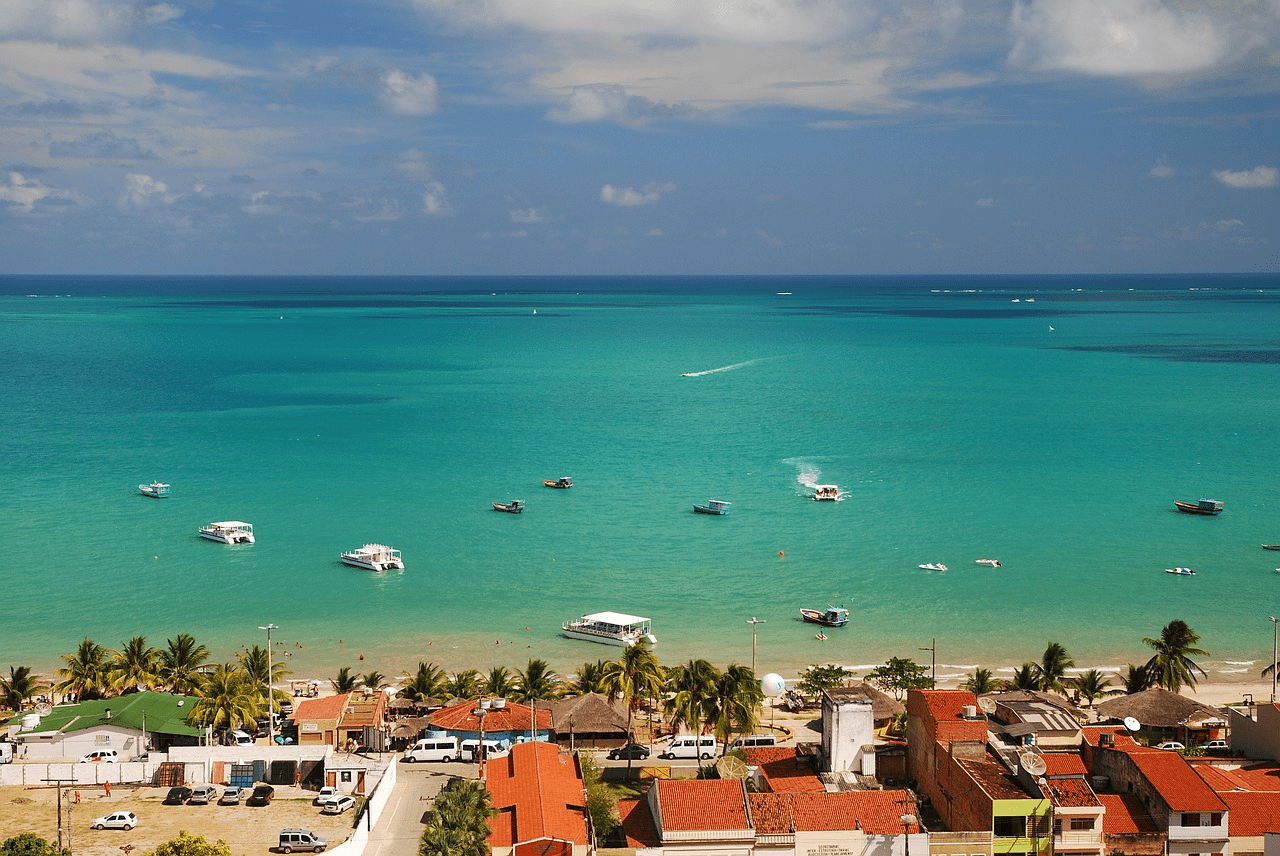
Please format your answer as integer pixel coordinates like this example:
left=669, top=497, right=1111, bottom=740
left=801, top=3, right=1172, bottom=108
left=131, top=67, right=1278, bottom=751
left=939, top=664, right=978, bottom=670
left=1225, top=660, right=1257, bottom=666
left=1217, top=668, right=1249, bottom=674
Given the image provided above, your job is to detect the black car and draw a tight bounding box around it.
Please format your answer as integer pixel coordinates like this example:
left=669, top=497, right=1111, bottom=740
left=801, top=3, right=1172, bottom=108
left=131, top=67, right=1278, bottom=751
left=607, top=743, right=650, bottom=761
left=247, top=784, right=275, bottom=806
left=164, top=786, right=193, bottom=805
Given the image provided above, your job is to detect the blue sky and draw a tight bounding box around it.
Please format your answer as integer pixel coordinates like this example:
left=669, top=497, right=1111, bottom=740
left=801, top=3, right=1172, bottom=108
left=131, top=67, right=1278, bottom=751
left=1, top=0, right=1277, bottom=275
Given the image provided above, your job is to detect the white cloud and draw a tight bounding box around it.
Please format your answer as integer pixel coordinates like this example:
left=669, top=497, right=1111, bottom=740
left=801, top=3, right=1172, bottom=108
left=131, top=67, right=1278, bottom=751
left=600, top=182, right=676, bottom=207
left=1149, top=155, right=1175, bottom=178
left=975, top=197, right=995, bottom=207
left=0, top=0, right=180, bottom=43
left=510, top=208, right=546, bottom=223
left=0, top=171, right=84, bottom=214
left=391, top=148, right=434, bottom=180
left=120, top=172, right=176, bottom=210
left=1008, top=0, right=1236, bottom=76
left=422, top=180, right=452, bottom=216
left=545, top=85, right=660, bottom=127
left=1212, top=165, right=1278, bottom=188
left=381, top=70, right=440, bottom=116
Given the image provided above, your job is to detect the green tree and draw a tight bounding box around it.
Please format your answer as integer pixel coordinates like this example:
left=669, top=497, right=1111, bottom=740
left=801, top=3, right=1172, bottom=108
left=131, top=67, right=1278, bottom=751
left=483, top=666, right=514, bottom=698
left=330, top=666, right=359, bottom=694
left=157, top=633, right=211, bottom=695
left=578, top=751, right=620, bottom=840
left=1142, top=619, right=1209, bottom=693
left=362, top=671, right=387, bottom=691
left=1072, top=669, right=1119, bottom=708
left=709, top=664, right=764, bottom=754
left=571, top=660, right=608, bottom=695
left=188, top=663, right=264, bottom=730
left=1036, top=642, right=1075, bottom=694
left=400, top=662, right=448, bottom=702
left=1118, top=663, right=1151, bottom=694
left=0, top=833, right=70, bottom=856
left=512, top=659, right=559, bottom=704
left=443, top=670, right=482, bottom=700
left=55, top=638, right=109, bottom=700
left=237, top=645, right=292, bottom=712
left=419, top=778, right=496, bottom=856
left=146, top=831, right=232, bottom=856
left=866, top=657, right=934, bottom=701
left=599, top=643, right=664, bottom=775
left=962, top=667, right=1000, bottom=696
left=1, top=666, right=39, bottom=712
left=109, top=636, right=160, bottom=693
left=796, top=663, right=855, bottom=699
left=1010, top=663, right=1039, bottom=691
left=665, top=659, right=720, bottom=745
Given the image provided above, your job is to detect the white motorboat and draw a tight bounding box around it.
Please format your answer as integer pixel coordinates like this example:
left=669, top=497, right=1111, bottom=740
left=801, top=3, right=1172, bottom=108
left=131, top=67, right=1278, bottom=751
left=693, top=499, right=731, bottom=515
left=562, top=611, right=657, bottom=647
left=975, top=559, right=1001, bottom=567
left=341, top=544, right=404, bottom=571
left=199, top=521, right=255, bottom=544
left=138, top=481, right=170, bottom=498
left=919, top=563, right=948, bottom=571
left=1165, top=567, right=1195, bottom=576
left=811, top=484, right=841, bottom=501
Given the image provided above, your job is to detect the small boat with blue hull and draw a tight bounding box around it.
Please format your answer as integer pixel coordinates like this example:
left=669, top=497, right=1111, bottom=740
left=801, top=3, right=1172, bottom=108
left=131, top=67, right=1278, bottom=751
left=493, top=499, right=524, bottom=514
left=800, top=606, right=849, bottom=627
left=1174, top=498, right=1223, bottom=515
left=138, top=481, right=170, bottom=498
left=693, top=499, right=731, bottom=515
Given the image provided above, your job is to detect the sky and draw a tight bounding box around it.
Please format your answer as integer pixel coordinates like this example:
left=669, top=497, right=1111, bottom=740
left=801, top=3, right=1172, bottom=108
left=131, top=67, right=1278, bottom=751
left=0, top=0, right=1278, bottom=276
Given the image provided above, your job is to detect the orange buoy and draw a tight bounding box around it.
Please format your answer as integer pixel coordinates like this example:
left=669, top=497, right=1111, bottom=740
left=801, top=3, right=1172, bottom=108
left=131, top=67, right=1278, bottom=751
left=778, top=550, right=784, bottom=558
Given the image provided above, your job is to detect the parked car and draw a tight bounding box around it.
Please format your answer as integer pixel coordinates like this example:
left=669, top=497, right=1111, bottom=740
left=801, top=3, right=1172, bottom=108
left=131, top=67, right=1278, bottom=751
left=92, top=811, right=138, bottom=830
left=80, top=750, right=118, bottom=763
left=607, top=743, right=651, bottom=761
left=320, top=796, right=356, bottom=815
left=312, top=786, right=339, bottom=806
left=189, top=786, right=218, bottom=805
left=218, top=787, right=244, bottom=805
left=164, top=786, right=193, bottom=805
left=248, top=784, right=275, bottom=806
left=279, top=829, right=326, bottom=853
left=1155, top=741, right=1185, bottom=751
left=1203, top=740, right=1230, bottom=752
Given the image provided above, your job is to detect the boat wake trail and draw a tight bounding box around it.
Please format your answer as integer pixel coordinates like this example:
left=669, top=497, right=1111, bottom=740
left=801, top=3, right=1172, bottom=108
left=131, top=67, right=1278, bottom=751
left=681, top=359, right=760, bottom=377
left=784, top=457, right=844, bottom=500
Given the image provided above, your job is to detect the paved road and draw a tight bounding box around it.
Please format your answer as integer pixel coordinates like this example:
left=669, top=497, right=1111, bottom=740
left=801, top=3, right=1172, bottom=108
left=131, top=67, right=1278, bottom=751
left=365, top=761, right=474, bottom=856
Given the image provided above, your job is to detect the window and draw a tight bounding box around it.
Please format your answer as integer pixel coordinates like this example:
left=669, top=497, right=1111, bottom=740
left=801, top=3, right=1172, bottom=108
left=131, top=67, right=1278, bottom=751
left=1210, top=814, right=1222, bottom=827
left=341, top=771, right=352, bottom=783
left=1070, top=818, right=1095, bottom=831
left=1053, top=820, right=1062, bottom=835
left=1182, top=814, right=1201, bottom=827
left=994, top=817, right=1026, bottom=838
left=1028, top=816, right=1051, bottom=837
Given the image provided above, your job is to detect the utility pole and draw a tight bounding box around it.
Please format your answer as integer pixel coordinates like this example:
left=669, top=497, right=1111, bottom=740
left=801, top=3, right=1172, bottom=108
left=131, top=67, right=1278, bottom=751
left=919, top=639, right=936, bottom=686
left=1270, top=617, right=1278, bottom=704
left=42, top=777, right=76, bottom=851
left=259, top=623, right=279, bottom=745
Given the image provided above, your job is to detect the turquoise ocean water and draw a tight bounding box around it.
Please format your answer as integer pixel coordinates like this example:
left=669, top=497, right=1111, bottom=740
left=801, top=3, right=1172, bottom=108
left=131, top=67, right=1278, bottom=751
left=2, top=274, right=1278, bottom=687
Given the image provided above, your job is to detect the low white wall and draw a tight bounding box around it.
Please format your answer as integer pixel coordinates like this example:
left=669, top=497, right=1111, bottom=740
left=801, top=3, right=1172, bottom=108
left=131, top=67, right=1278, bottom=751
left=325, top=754, right=397, bottom=856
left=0, top=760, right=196, bottom=787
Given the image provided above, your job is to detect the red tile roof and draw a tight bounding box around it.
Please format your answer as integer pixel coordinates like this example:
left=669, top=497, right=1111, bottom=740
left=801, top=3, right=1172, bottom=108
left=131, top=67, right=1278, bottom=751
left=654, top=779, right=750, bottom=831
left=1042, top=776, right=1100, bottom=808
left=340, top=691, right=388, bottom=728
left=745, top=791, right=922, bottom=835
left=743, top=747, right=825, bottom=793
left=913, top=690, right=988, bottom=743
left=1081, top=726, right=1141, bottom=749
left=1042, top=753, right=1088, bottom=776
left=1219, top=791, right=1280, bottom=836
left=617, top=798, right=659, bottom=848
left=1097, top=794, right=1159, bottom=834
left=1128, top=750, right=1227, bottom=812
left=1196, top=761, right=1280, bottom=792
left=429, top=699, right=551, bottom=733
left=294, top=692, right=351, bottom=722
left=956, top=756, right=1033, bottom=801
left=485, top=741, right=588, bottom=848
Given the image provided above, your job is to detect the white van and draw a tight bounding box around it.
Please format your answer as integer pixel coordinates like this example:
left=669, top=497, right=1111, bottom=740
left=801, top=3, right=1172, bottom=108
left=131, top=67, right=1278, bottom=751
left=460, top=739, right=508, bottom=762
left=228, top=729, right=254, bottom=746
left=658, top=735, right=718, bottom=760
left=0, top=743, right=14, bottom=764
left=727, top=734, right=777, bottom=752
left=404, top=736, right=459, bottom=763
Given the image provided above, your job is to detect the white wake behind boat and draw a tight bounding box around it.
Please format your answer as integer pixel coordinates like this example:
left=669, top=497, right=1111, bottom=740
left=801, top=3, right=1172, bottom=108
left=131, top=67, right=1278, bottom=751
left=199, top=521, right=254, bottom=544
left=341, top=544, right=404, bottom=571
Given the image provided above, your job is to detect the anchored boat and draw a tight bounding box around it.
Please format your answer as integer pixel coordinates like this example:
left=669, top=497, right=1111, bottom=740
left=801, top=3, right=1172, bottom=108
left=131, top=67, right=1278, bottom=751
left=1174, top=499, right=1223, bottom=515
left=800, top=606, right=849, bottom=627
left=199, top=521, right=255, bottom=544
left=562, top=611, right=657, bottom=647
left=138, top=481, right=170, bottom=498
left=341, top=544, right=404, bottom=571
left=693, top=499, right=731, bottom=515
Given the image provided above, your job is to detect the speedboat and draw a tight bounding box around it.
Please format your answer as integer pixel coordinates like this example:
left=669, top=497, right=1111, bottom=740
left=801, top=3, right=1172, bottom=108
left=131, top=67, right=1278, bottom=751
left=138, top=481, right=170, bottom=498
left=975, top=559, right=1001, bottom=567
left=543, top=477, right=573, bottom=489
left=919, top=563, right=947, bottom=571
left=199, top=521, right=254, bottom=544
left=693, top=500, right=731, bottom=515
left=341, top=544, right=404, bottom=571
left=800, top=606, right=849, bottom=627
left=1166, top=567, right=1196, bottom=576
left=562, top=611, right=657, bottom=647
left=493, top=500, right=524, bottom=514
left=811, top=485, right=841, bottom=501
left=1174, top=499, right=1224, bottom=515
left=1263, top=545, right=1280, bottom=551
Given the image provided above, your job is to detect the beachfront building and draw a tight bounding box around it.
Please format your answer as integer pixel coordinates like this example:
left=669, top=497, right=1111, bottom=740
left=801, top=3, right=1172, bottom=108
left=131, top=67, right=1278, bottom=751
left=1039, top=754, right=1105, bottom=856
left=294, top=692, right=351, bottom=747
left=1096, top=688, right=1228, bottom=749
left=985, top=694, right=1085, bottom=751
left=486, top=741, right=590, bottom=856
left=5, top=691, right=203, bottom=758
left=1226, top=703, right=1280, bottom=761
left=428, top=697, right=552, bottom=745
left=822, top=687, right=879, bottom=777
left=337, top=688, right=390, bottom=750
left=541, top=692, right=630, bottom=748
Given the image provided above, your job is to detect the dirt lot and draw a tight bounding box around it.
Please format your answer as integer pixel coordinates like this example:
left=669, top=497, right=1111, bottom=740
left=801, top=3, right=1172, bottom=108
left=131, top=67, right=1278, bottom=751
left=0, top=784, right=358, bottom=856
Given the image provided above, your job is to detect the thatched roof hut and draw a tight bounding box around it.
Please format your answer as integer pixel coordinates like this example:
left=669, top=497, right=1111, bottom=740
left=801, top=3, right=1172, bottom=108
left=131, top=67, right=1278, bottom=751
left=1097, top=688, right=1226, bottom=729
left=540, top=692, right=630, bottom=746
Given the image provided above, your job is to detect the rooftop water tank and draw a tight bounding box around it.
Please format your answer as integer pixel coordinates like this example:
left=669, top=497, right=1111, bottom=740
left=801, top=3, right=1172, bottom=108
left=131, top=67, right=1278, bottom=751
left=492, top=698, right=506, bottom=709
left=20, top=714, right=40, bottom=731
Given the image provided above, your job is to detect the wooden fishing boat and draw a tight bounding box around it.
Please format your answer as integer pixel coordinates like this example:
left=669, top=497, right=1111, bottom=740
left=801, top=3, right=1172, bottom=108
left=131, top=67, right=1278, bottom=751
left=492, top=500, right=524, bottom=513
left=543, top=477, right=573, bottom=489
left=800, top=606, right=849, bottom=627
left=1174, top=499, right=1223, bottom=515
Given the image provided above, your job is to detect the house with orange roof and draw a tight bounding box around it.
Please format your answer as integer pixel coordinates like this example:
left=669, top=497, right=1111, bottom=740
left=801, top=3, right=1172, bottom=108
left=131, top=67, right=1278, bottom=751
left=337, top=688, right=389, bottom=749
left=485, top=741, right=590, bottom=856
left=744, top=746, right=826, bottom=794
left=293, top=692, right=351, bottom=747
left=429, top=697, right=552, bottom=745
left=1095, top=793, right=1162, bottom=856
left=1040, top=753, right=1104, bottom=856
left=646, top=778, right=754, bottom=853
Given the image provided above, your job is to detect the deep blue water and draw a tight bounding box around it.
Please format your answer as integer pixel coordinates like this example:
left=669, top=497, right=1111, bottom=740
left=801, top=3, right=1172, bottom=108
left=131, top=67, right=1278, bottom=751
left=2, top=274, right=1277, bottom=687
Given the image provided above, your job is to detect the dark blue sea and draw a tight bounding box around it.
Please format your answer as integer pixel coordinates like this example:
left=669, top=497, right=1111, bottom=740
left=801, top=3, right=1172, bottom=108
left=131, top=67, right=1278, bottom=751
left=2, top=274, right=1277, bottom=687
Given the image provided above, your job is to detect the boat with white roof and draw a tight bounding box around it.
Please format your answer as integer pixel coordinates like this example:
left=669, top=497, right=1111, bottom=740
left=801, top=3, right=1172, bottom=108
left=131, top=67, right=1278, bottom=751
left=561, top=611, right=657, bottom=647
left=341, top=544, right=404, bottom=571
left=199, top=521, right=255, bottom=544
left=693, top=499, right=731, bottom=515
left=138, top=481, right=170, bottom=498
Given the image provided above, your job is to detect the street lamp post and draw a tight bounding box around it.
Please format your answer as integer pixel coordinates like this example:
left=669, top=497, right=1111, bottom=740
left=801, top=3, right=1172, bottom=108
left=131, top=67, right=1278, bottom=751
left=746, top=618, right=766, bottom=673
left=919, top=638, right=936, bottom=686
left=1270, top=616, right=1278, bottom=704
left=258, top=624, right=279, bottom=746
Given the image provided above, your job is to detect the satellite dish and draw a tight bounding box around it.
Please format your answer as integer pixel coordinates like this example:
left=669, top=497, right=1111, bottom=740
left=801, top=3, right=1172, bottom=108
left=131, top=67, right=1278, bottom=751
left=1123, top=716, right=1141, bottom=732
left=716, top=755, right=749, bottom=779
left=977, top=696, right=997, bottom=714
left=761, top=673, right=786, bottom=696
left=35, top=702, right=52, bottom=716
left=1020, top=753, right=1047, bottom=776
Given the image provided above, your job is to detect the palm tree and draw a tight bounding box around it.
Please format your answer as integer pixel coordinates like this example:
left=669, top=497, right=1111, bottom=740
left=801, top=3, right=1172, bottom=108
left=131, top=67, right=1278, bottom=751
left=512, top=658, right=560, bottom=704
left=108, top=636, right=160, bottom=693
left=483, top=665, right=514, bottom=698
left=571, top=660, right=608, bottom=695
left=1072, top=669, right=1119, bottom=708
left=400, top=662, right=448, bottom=702
left=188, top=663, right=264, bottom=730
left=665, top=659, right=720, bottom=744
left=157, top=633, right=210, bottom=695
left=709, top=664, right=763, bottom=754
left=1036, top=642, right=1075, bottom=694
left=1, top=666, right=39, bottom=712
left=362, top=671, right=387, bottom=692
left=1118, top=663, right=1151, bottom=694
left=331, top=666, right=359, bottom=694
left=963, top=667, right=1000, bottom=696
left=55, top=638, right=110, bottom=701
left=419, top=778, right=495, bottom=856
left=1143, top=619, right=1210, bottom=693
left=443, top=670, right=481, bottom=701
left=1010, top=662, right=1039, bottom=691
left=237, top=644, right=292, bottom=711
